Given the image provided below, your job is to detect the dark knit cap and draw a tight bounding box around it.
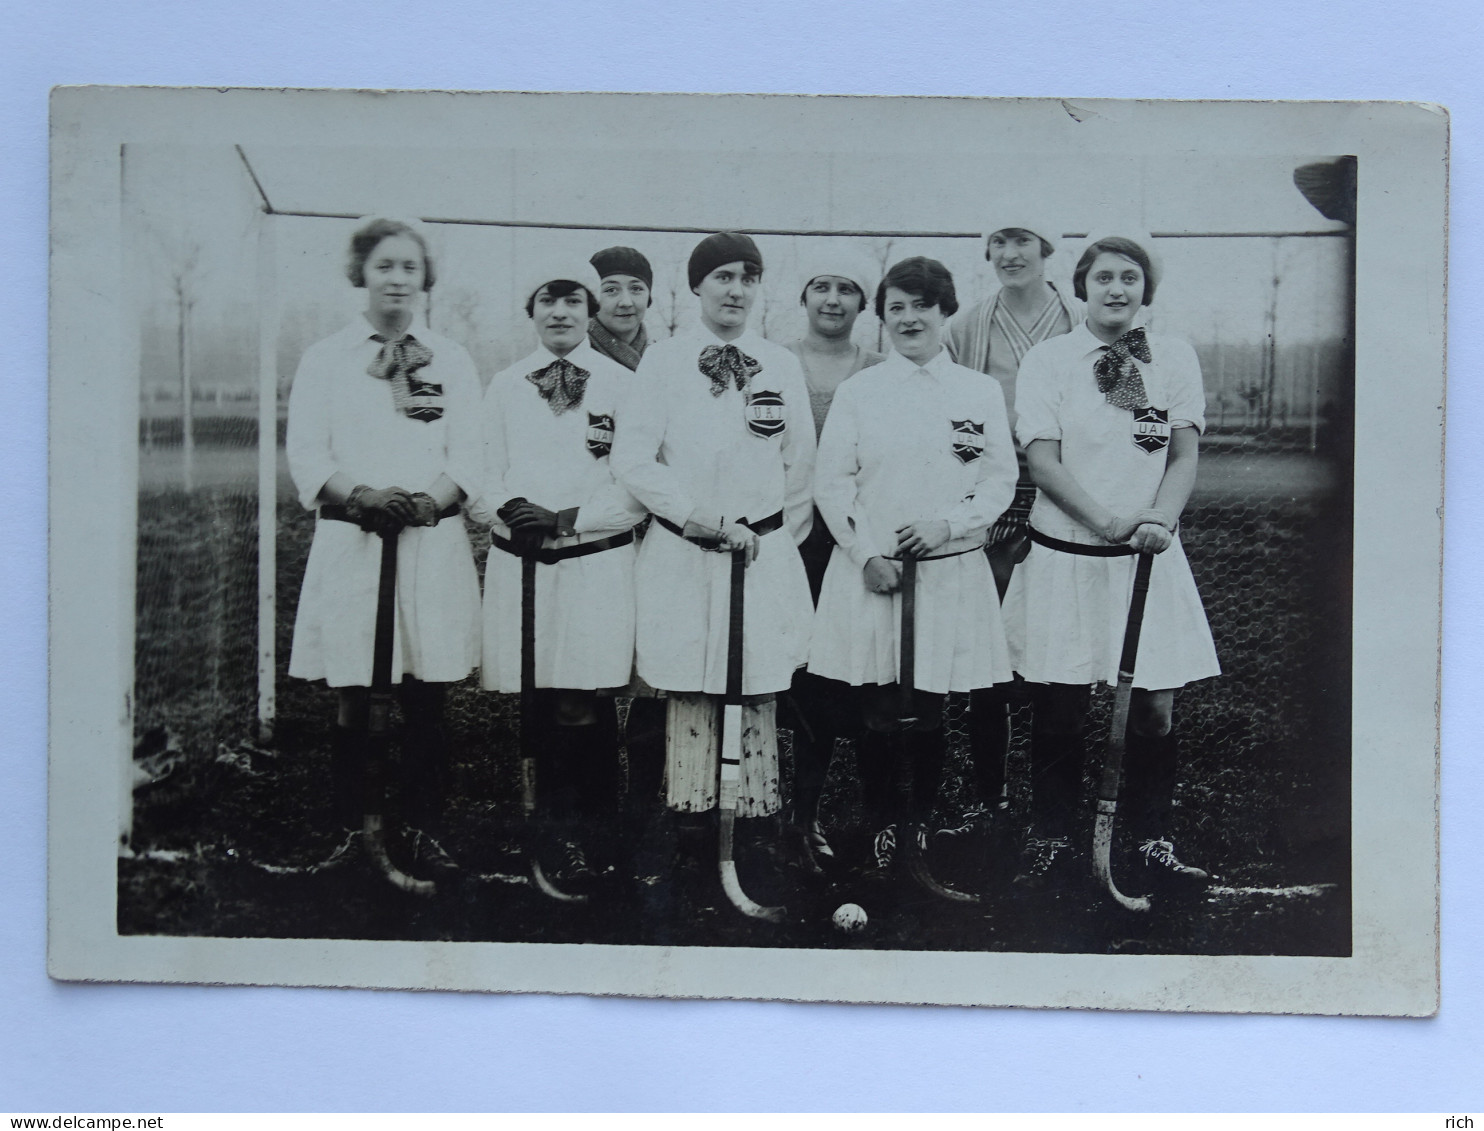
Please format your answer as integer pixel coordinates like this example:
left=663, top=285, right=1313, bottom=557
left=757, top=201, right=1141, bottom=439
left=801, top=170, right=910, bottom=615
left=589, top=246, right=653, bottom=288
left=687, top=231, right=763, bottom=290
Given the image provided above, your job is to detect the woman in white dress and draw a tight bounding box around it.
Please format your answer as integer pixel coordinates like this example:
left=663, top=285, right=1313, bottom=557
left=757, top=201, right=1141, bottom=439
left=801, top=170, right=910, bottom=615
left=809, top=256, right=1018, bottom=872
left=1002, top=233, right=1221, bottom=893
left=473, top=262, right=647, bottom=888
left=610, top=231, right=816, bottom=897
left=286, top=217, right=482, bottom=862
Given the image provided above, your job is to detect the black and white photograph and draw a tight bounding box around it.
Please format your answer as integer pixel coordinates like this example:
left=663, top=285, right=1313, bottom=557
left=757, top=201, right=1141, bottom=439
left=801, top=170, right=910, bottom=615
left=47, top=90, right=1443, bottom=1014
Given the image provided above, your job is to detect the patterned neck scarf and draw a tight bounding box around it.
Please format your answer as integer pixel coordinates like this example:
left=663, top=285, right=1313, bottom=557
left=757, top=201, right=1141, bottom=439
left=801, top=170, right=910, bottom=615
left=368, top=333, right=442, bottom=422
left=1093, top=326, right=1152, bottom=412
left=525, top=356, right=591, bottom=415
left=588, top=320, right=649, bottom=372
left=698, top=343, right=762, bottom=397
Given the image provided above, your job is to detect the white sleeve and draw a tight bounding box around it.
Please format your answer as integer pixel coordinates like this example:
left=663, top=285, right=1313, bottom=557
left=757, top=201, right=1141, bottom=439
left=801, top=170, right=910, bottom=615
left=469, top=375, right=512, bottom=526
left=779, top=359, right=816, bottom=545
left=1013, top=341, right=1064, bottom=446
left=813, top=384, right=885, bottom=568
left=1163, top=338, right=1207, bottom=432
left=285, top=343, right=337, bottom=511
left=609, top=356, right=699, bottom=528
left=439, top=344, right=484, bottom=499
left=573, top=399, right=648, bottom=535
left=944, top=385, right=1018, bottom=540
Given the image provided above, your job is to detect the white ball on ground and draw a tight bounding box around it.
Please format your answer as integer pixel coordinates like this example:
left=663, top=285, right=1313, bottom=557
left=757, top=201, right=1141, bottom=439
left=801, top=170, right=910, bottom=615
left=832, top=902, right=868, bottom=932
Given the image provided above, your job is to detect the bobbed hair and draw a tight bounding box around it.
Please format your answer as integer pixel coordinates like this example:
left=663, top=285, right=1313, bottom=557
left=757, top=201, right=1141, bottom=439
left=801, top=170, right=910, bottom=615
left=346, top=217, right=436, bottom=291
left=1072, top=237, right=1158, bottom=307
left=874, top=256, right=959, bottom=320
left=987, top=227, right=1054, bottom=261
left=525, top=278, right=600, bottom=319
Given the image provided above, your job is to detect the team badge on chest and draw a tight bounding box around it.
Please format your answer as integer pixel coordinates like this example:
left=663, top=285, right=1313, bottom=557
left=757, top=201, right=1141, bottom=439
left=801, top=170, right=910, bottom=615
left=403, top=376, right=444, bottom=423
left=585, top=412, right=615, bottom=458
left=950, top=419, right=986, bottom=464
left=745, top=389, right=787, bottom=438
left=1132, top=406, right=1171, bottom=453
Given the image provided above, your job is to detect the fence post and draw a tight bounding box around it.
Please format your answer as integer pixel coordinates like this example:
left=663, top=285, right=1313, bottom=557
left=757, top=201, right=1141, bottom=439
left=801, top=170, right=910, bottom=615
left=256, top=212, right=278, bottom=742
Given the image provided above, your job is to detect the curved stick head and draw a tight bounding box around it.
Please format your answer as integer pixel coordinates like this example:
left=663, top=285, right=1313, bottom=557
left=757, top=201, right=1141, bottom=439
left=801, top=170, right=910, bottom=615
left=1091, top=813, right=1151, bottom=913
left=362, top=815, right=437, bottom=897
left=531, top=860, right=590, bottom=904
left=903, top=825, right=982, bottom=904
left=719, top=860, right=785, bottom=922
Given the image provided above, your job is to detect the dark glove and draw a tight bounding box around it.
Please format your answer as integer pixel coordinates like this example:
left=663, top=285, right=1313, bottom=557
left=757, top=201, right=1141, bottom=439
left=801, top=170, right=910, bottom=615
left=347, top=484, right=415, bottom=534
left=407, top=492, right=440, bottom=528
left=498, top=497, right=545, bottom=554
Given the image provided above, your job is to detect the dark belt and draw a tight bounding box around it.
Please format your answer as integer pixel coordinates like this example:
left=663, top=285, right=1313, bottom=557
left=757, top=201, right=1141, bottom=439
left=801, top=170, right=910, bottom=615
left=1029, top=527, right=1139, bottom=557
left=491, top=528, right=635, bottom=565
left=654, top=509, right=785, bottom=546
left=320, top=501, right=461, bottom=526
left=886, top=545, right=982, bottom=562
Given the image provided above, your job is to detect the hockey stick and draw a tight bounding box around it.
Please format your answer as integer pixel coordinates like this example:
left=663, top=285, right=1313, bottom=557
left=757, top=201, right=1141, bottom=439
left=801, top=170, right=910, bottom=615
left=896, top=554, right=980, bottom=905
left=519, top=545, right=588, bottom=904
left=718, top=546, right=785, bottom=922
left=363, top=528, right=436, bottom=896
left=1091, top=550, right=1155, bottom=913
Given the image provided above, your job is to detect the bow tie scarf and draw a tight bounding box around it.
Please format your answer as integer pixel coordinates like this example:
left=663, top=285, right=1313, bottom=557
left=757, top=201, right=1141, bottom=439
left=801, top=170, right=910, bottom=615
left=1093, top=326, right=1152, bottom=412
left=524, top=357, right=591, bottom=415
left=698, top=343, right=762, bottom=397
left=368, top=333, right=443, bottom=422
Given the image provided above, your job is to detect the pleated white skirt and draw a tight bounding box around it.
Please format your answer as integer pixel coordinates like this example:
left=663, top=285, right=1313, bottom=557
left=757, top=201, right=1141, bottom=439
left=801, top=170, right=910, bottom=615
left=289, top=516, right=481, bottom=688
left=633, top=523, right=813, bottom=696
left=480, top=536, right=638, bottom=692
left=1002, top=538, right=1221, bottom=690
left=806, top=546, right=1014, bottom=694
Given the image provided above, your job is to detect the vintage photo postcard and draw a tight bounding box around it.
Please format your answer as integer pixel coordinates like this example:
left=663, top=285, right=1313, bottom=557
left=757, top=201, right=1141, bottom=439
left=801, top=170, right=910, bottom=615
left=48, top=89, right=1444, bottom=1014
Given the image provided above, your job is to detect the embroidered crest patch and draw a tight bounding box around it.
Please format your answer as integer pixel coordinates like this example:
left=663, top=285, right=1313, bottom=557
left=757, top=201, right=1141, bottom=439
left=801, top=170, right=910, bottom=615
left=746, top=389, right=787, bottom=438
left=585, top=412, right=615, bottom=458
left=1132, top=406, right=1171, bottom=454
left=403, top=377, right=444, bottom=423
left=951, top=419, right=986, bottom=464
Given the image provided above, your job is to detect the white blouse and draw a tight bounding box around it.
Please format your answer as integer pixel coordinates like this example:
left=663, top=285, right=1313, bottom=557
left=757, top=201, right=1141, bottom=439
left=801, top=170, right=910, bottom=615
left=814, top=347, right=1018, bottom=568
left=471, top=340, right=645, bottom=540
left=286, top=315, right=482, bottom=510
left=1015, top=324, right=1205, bottom=544
left=611, top=326, right=816, bottom=543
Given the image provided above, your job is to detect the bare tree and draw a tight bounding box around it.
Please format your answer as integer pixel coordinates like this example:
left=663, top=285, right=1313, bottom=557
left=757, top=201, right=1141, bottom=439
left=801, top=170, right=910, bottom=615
left=866, top=238, right=896, bottom=354
left=166, top=243, right=203, bottom=492
left=660, top=269, right=686, bottom=338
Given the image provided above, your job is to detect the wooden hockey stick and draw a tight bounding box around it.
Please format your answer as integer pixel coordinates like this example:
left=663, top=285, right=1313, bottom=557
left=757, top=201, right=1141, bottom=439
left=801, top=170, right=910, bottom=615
left=363, top=529, right=436, bottom=896
left=718, top=546, right=785, bottom=922
left=897, top=555, right=980, bottom=905
left=519, top=547, right=588, bottom=904
left=1091, top=550, right=1155, bottom=912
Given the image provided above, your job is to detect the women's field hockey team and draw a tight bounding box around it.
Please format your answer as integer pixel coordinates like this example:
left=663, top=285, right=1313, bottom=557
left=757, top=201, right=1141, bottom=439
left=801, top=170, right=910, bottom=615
left=286, top=214, right=1221, bottom=907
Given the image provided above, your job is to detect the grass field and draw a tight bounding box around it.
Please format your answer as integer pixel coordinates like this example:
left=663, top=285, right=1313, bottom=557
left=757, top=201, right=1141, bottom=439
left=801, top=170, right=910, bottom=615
left=122, top=438, right=1352, bottom=957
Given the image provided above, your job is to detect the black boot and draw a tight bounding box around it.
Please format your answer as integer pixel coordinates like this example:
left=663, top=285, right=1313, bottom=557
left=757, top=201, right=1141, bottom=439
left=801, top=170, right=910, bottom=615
left=672, top=809, right=721, bottom=914
left=330, top=725, right=364, bottom=832
left=967, top=686, right=1011, bottom=816
left=1013, top=729, right=1085, bottom=890
left=1123, top=730, right=1209, bottom=894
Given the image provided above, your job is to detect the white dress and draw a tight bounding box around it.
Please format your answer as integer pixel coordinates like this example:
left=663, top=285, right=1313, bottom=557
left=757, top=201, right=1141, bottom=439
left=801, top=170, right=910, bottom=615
left=473, top=341, right=646, bottom=692
left=610, top=326, right=816, bottom=696
left=807, top=348, right=1019, bottom=694
left=286, top=316, right=482, bottom=688
left=1001, top=323, right=1222, bottom=690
